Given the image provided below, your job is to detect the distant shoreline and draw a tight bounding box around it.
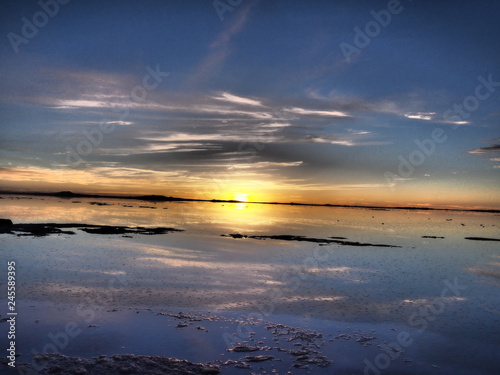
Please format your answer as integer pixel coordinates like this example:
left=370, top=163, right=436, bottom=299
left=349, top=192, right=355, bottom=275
left=0, top=190, right=499, bottom=214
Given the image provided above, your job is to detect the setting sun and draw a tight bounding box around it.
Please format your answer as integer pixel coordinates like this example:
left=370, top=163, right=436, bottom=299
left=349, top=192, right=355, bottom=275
left=232, top=192, right=249, bottom=210
left=233, top=193, right=249, bottom=202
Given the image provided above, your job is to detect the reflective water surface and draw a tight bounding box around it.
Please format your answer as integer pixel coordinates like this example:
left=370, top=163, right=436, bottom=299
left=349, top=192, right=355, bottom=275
left=0, top=195, right=499, bottom=374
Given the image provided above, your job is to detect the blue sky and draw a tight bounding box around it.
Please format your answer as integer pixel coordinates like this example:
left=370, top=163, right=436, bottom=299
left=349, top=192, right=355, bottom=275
left=0, top=0, right=499, bottom=208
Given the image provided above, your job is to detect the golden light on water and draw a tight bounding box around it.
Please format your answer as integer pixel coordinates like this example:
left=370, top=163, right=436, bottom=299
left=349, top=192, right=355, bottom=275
left=233, top=192, right=249, bottom=210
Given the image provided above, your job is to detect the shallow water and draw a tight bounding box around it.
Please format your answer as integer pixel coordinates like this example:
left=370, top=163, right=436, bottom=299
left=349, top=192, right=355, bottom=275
left=0, top=195, right=499, bottom=374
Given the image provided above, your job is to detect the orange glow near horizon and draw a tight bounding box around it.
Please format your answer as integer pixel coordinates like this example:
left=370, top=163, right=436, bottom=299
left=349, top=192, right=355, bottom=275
left=0, top=166, right=499, bottom=211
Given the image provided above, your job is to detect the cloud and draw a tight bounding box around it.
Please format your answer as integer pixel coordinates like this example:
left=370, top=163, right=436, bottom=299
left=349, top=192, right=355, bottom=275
left=140, top=143, right=214, bottom=153
left=305, top=88, right=406, bottom=115
left=107, top=121, right=134, bottom=126
left=312, top=138, right=355, bottom=146
left=404, top=112, right=436, bottom=121
left=329, top=183, right=392, bottom=190
left=140, top=131, right=280, bottom=144
left=307, top=134, right=390, bottom=147
left=403, top=111, right=471, bottom=126
left=185, top=2, right=257, bottom=87
left=467, top=140, right=500, bottom=168
left=2, top=67, right=138, bottom=107
left=441, top=120, right=470, bottom=126
left=51, top=95, right=273, bottom=119
left=213, top=92, right=263, bottom=107
left=195, top=105, right=272, bottom=119
left=262, top=122, right=292, bottom=128
left=402, top=110, right=473, bottom=126
left=53, top=120, right=134, bottom=126
left=0, top=167, right=44, bottom=178
left=284, top=107, right=349, bottom=118
left=91, top=166, right=187, bottom=179
left=141, top=133, right=233, bottom=142
left=349, top=130, right=371, bottom=135
left=229, top=161, right=303, bottom=169
left=467, top=144, right=500, bottom=154
left=306, top=88, right=481, bottom=128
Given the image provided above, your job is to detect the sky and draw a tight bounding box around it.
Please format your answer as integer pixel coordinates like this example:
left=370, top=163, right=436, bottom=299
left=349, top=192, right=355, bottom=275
left=0, top=0, right=499, bottom=209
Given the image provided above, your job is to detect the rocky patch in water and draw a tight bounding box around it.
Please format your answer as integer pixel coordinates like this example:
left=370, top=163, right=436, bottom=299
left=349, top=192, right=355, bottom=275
left=0, top=220, right=183, bottom=237
left=221, top=233, right=400, bottom=248
left=464, top=237, right=500, bottom=242
left=26, top=353, right=221, bottom=375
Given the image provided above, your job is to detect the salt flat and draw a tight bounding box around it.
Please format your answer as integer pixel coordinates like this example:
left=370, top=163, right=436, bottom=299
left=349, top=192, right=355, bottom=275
left=0, top=195, right=499, bottom=374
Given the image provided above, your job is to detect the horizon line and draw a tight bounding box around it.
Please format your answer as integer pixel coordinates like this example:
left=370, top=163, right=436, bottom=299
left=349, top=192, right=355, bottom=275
left=1, top=190, right=499, bottom=214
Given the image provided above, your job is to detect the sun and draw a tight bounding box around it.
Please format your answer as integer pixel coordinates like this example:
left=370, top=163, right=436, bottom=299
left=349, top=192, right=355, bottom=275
left=233, top=192, right=249, bottom=202
left=232, top=192, right=249, bottom=210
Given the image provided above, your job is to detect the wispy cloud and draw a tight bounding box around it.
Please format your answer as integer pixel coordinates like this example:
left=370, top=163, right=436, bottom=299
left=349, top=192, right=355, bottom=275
left=306, top=88, right=480, bottom=128
left=403, top=112, right=471, bottom=126
left=0, top=167, right=44, bottom=178
left=284, top=107, right=349, bottom=118
left=404, top=112, right=436, bottom=121
left=467, top=144, right=500, bottom=155
left=140, top=143, right=213, bottom=153
left=195, top=105, right=272, bottom=119
left=141, top=133, right=240, bottom=143
left=467, top=139, right=500, bottom=168
left=229, top=161, right=303, bottom=169
left=305, top=88, right=402, bottom=115
left=329, top=183, right=392, bottom=190
left=213, top=92, right=263, bottom=106
left=262, top=122, right=292, bottom=128
left=307, top=133, right=390, bottom=147
left=185, top=2, right=257, bottom=87
left=54, top=120, right=134, bottom=126
left=312, top=138, right=355, bottom=146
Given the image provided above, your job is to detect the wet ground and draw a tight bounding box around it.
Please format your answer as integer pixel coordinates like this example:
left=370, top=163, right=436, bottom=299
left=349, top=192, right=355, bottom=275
left=0, top=195, right=499, bottom=374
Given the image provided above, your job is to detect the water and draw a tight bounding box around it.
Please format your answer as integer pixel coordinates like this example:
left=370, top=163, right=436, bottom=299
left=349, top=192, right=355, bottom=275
left=0, top=195, right=499, bottom=374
